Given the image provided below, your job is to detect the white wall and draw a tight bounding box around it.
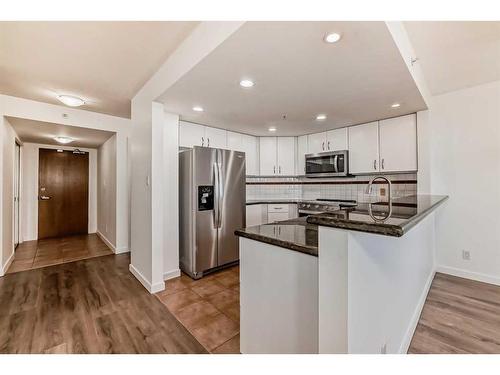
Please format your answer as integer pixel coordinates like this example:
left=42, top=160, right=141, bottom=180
left=418, top=80, right=500, bottom=285
left=97, top=135, right=117, bottom=249
left=21, top=143, right=98, bottom=241
left=0, top=117, right=19, bottom=275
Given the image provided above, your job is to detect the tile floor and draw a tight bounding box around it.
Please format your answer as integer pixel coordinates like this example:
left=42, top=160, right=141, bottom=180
left=156, top=266, right=240, bottom=354
left=7, top=233, right=113, bottom=274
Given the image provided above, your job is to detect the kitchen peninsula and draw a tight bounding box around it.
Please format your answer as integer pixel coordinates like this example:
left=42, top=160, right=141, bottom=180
left=236, top=195, right=448, bottom=354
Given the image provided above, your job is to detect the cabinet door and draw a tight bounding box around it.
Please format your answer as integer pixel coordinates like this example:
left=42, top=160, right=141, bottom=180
left=296, top=135, right=308, bottom=175
left=268, top=212, right=290, bottom=223
left=242, top=134, right=259, bottom=175
left=379, top=114, right=417, bottom=172
left=307, top=132, right=327, bottom=154
left=246, top=204, right=264, bottom=227
left=204, top=127, right=227, bottom=149
left=259, top=137, right=277, bottom=175
left=227, top=131, right=244, bottom=151
left=277, top=137, right=296, bottom=175
left=348, top=121, right=380, bottom=174
left=326, top=128, right=348, bottom=151
left=179, top=121, right=205, bottom=148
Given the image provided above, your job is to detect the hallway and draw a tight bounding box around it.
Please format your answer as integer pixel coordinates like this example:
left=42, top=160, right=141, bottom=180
left=7, top=234, right=113, bottom=274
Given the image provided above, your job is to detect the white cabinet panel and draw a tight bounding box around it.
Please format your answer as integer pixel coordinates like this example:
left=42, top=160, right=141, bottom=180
left=326, top=128, right=348, bottom=151
left=277, top=137, right=296, bottom=175
left=242, top=134, right=259, bottom=176
left=205, top=127, right=227, bottom=149
left=268, top=212, right=290, bottom=223
left=308, top=132, right=327, bottom=154
left=227, top=131, right=244, bottom=151
left=348, top=121, right=380, bottom=174
left=259, top=137, right=278, bottom=175
left=297, top=135, right=308, bottom=175
left=179, top=121, right=205, bottom=148
left=379, top=114, right=417, bottom=172
left=246, top=204, right=266, bottom=227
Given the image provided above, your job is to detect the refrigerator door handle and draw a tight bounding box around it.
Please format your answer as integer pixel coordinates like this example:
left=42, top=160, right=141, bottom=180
left=216, top=161, right=224, bottom=228
left=213, top=162, right=219, bottom=228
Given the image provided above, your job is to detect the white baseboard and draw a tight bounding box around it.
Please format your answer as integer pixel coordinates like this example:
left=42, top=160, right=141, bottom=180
left=0, top=251, right=15, bottom=277
left=164, top=269, right=181, bottom=281
left=437, top=265, right=500, bottom=286
left=114, top=246, right=130, bottom=254
left=399, top=268, right=436, bottom=354
left=129, top=263, right=165, bottom=294
left=96, top=231, right=116, bottom=252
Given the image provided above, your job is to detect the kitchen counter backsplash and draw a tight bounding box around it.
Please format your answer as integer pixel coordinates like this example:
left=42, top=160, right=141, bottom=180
left=246, top=173, right=417, bottom=203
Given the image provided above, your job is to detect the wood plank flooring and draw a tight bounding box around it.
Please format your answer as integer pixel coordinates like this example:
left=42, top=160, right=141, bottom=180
left=8, top=234, right=113, bottom=274
left=156, top=267, right=240, bottom=354
left=409, top=272, right=500, bottom=354
left=0, top=254, right=207, bottom=354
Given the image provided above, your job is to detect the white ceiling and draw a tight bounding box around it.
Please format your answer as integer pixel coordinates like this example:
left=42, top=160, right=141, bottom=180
left=404, top=21, right=500, bottom=95
left=7, top=117, right=115, bottom=148
left=159, top=21, right=427, bottom=136
left=0, top=21, right=199, bottom=118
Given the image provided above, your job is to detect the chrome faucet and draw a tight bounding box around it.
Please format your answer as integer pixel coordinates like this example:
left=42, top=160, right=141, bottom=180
left=365, top=175, right=393, bottom=222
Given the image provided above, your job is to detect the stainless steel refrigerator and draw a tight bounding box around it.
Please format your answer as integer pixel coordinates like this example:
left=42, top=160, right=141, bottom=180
left=179, top=146, right=246, bottom=279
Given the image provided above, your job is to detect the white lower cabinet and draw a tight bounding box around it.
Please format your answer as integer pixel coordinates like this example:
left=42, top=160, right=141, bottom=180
left=246, top=204, right=267, bottom=227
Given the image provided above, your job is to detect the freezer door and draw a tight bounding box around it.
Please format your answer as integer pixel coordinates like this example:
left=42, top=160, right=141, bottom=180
left=217, top=149, right=246, bottom=266
left=192, top=147, right=219, bottom=275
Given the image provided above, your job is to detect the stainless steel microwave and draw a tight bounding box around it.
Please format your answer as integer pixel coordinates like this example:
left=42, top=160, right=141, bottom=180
left=305, top=150, right=349, bottom=177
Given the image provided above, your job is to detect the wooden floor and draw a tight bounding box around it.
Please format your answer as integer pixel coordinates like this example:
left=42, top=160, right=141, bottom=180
left=8, top=234, right=113, bottom=274
left=156, top=267, right=240, bottom=354
left=0, top=254, right=207, bottom=354
left=409, top=272, right=500, bottom=353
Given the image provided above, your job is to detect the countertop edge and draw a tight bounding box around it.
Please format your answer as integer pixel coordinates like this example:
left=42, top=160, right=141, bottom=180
left=234, top=229, right=318, bottom=257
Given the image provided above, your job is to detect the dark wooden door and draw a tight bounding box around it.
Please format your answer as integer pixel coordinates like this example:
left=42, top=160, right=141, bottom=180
left=38, top=149, right=89, bottom=239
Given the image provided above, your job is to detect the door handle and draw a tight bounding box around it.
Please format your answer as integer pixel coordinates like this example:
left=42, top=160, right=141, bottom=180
left=279, top=166, right=282, bottom=174
left=202, top=137, right=204, bottom=147
left=381, top=158, right=385, bottom=170
left=374, top=159, right=377, bottom=170
left=40, top=195, right=51, bottom=200
left=327, top=141, right=330, bottom=150
left=322, top=142, right=325, bottom=151
left=208, top=138, right=210, bottom=147
left=273, top=166, right=276, bottom=174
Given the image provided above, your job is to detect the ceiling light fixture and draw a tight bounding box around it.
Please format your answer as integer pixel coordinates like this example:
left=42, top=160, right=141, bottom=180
left=192, top=106, right=204, bottom=112
left=240, top=79, right=255, bottom=88
left=268, top=127, right=277, bottom=132
left=57, top=95, right=85, bottom=107
left=391, top=103, right=401, bottom=108
left=54, top=136, right=74, bottom=144
left=316, top=114, right=327, bottom=121
left=324, top=32, right=342, bottom=44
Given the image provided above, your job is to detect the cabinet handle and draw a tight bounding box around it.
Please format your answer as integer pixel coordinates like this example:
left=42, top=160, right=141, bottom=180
left=381, top=158, right=385, bottom=170
left=273, top=166, right=276, bottom=174
left=208, top=138, right=210, bottom=147
left=201, top=137, right=204, bottom=147
left=374, top=159, right=377, bottom=170
left=322, top=142, right=325, bottom=151
left=327, top=141, right=330, bottom=150
left=279, top=166, right=282, bottom=174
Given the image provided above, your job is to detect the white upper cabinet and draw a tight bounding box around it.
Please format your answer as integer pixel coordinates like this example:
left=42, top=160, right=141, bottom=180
left=259, top=137, right=296, bottom=176
left=308, top=132, right=327, bottom=154
left=204, top=127, right=227, bottom=149
left=379, top=114, right=417, bottom=172
left=241, top=134, right=259, bottom=176
left=179, top=121, right=205, bottom=148
left=296, top=135, right=308, bottom=175
left=227, top=131, right=244, bottom=151
left=277, top=137, right=296, bottom=175
left=348, top=121, right=380, bottom=174
left=259, top=137, right=277, bottom=175
left=326, top=128, right=348, bottom=151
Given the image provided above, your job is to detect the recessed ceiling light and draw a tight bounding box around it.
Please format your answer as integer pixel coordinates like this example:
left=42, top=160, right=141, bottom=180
left=324, top=32, right=342, bottom=44
left=192, top=106, right=204, bottom=112
left=316, top=114, right=327, bottom=121
left=240, top=79, right=255, bottom=88
left=57, top=95, right=85, bottom=107
left=268, top=127, right=277, bottom=132
left=391, top=103, right=401, bottom=108
left=54, top=136, right=73, bottom=144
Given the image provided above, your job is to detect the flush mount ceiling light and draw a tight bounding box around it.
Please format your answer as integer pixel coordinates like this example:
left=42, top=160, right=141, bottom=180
left=57, top=95, right=85, bottom=107
left=391, top=103, right=401, bottom=108
left=324, top=32, right=342, bottom=44
left=316, top=114, right=327, bottom=121
left=239, top=79, right=255, bottom=88
left=192, top=106, right=204, bottom=112
left=54, top=136, right=74, bottom=144
left=268, top=127, right=277, bottom=132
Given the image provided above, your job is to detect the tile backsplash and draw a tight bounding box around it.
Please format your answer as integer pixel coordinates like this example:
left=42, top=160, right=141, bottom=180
left=246, top=173, right=417, bottom=203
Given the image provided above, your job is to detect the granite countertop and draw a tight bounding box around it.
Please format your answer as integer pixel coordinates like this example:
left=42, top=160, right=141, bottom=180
left=235, top=216, right=318, bottom=256
left=246, top=199, right=302, bottom=205
left=307, top=195, right=448, bottom=237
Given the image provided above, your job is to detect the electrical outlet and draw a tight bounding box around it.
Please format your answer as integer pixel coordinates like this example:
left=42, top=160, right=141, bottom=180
left=380, top=187, right=386, bottom=197
left=462, top=250, right=471, bottom=261
left=380, top=343, right=387, bottom=354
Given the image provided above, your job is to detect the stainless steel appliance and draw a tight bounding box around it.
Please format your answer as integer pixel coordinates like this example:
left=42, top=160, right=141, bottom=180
left=297, top=199, right=357, bottom=217
left=305, top=150, right=349, bottom=177
left=179, top=146, right=246, bottom=279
